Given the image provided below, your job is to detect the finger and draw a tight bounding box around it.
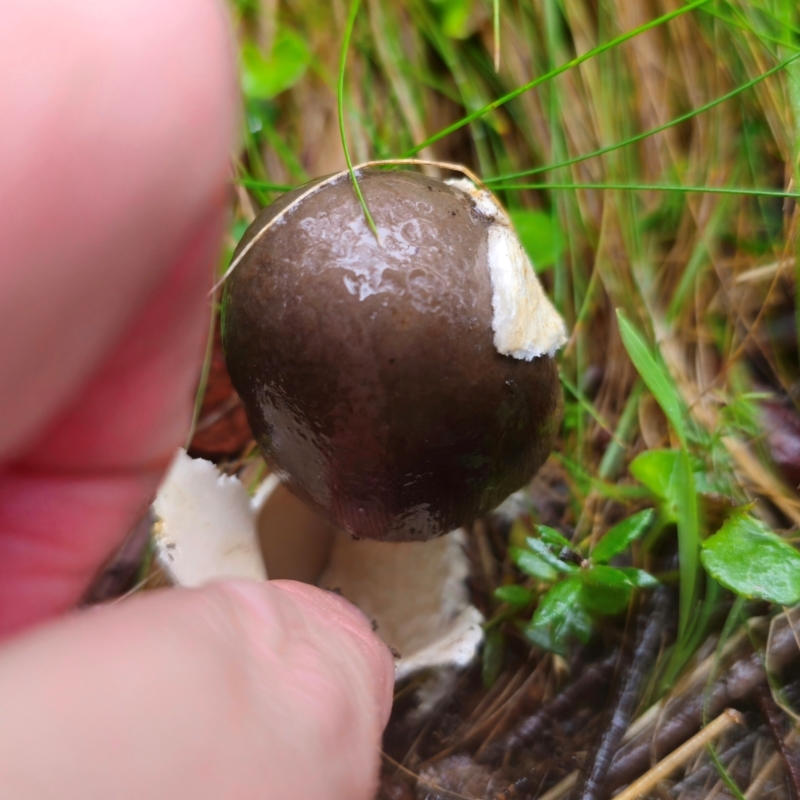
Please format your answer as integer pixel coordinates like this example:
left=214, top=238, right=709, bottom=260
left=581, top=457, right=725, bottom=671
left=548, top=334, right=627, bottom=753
left=0, top=0, right=238, bottom=634
left=0, top=214, right=223, bottom=637
left=0, top=0, right=238, bottom=458
left=0, top=580, right=395, bottom=800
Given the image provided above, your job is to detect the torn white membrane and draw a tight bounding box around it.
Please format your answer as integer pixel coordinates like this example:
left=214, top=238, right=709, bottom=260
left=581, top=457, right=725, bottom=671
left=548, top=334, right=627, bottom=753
left=446, top=177, right=568, bottom=360
left=316, top=529, right=485, bottom=682
left=153, top=450, right=267, bottom=586
left=153, top=450, right=484, bottom=680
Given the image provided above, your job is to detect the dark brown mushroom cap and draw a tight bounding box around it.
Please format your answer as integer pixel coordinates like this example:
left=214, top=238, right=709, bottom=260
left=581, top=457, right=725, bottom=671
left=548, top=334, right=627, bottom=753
left=222, top=168, right=562, bottom=541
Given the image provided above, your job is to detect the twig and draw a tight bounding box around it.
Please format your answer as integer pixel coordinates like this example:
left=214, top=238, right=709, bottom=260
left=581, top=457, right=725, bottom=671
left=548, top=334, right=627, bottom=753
left=604, top=621, right=800, bottom=792
left=467, top=661, right=548, bottom=762
left=570, top=588, right=671, bottom=800
left=744, top=750, right=782, bottom=800
left=538, top=772, right=578, bottom=800
left=482, top=652, right=618, bottom=761
left=756, top=687, right=800, bottom=799
left=734, top=257, right=795, bottom=284
left=193, top=393, right=241, bottom=434
left=671, top=730, right=760, bottom=795
left=612, top=709, right=744, bottom=800
left=185, top=288, right=218, bottom=447
left=380, top=752, right=478, bottom=800
left=621, top=626, right=751, bottom=745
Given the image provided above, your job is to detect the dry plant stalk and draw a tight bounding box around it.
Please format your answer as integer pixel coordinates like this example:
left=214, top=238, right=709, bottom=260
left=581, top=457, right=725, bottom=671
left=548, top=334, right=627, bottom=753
left=612, top=709, right=744, bottom=800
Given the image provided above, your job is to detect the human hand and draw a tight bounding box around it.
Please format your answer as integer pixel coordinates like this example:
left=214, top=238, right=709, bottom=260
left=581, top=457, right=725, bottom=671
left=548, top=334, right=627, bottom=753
left=0, top=1, right=394, bottom=797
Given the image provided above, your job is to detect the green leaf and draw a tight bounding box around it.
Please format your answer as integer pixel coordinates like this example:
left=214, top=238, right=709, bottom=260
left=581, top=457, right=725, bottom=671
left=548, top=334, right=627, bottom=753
left=494, top=585, right=534, bottom=606
left=629, top=449, right=681, bottom=517
left=526, top=578, right=593, bottom=655
left=591, top=509, right=655, bottom=563
left=701, top=512, right=800, bottom=605
left=508, top=518, right=532, bottom=549
left=673, top=448, right=701, bottom=640
left=508, top=209, right=565, bottom=272
left=429, top=0, right=474, bottom=38
left=405, top=0, right=711, bottom=157
left=579, top=566, right=633, bottom=615
left=582, top=564, right=636, bottom=590
left=509, top=547, right=559, bottom=582
left=616, top=567, right=660, bottom=588
left=616, top=310, right=687, bottom=445
left=631, top=448, right=700, bottom=642
left=482, top=628, right=505, bottom=689
left=581, top=585, right=631, bottom=616
left=526, top=537, right=578, bottom=574
left=231, top=219, right=250, bottom=245
left=537, top=525, right=572, bottom=550
left=241, top=31, right=310, bottom=101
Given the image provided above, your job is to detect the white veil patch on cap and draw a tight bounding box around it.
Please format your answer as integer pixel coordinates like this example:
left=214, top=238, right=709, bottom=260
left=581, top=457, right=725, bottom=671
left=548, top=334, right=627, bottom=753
left=446, top=178, right=567, bottom=361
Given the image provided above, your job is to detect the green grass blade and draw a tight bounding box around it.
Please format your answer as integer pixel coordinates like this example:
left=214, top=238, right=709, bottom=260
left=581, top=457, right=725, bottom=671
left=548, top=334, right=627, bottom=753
left=707, top=741, right=748, bottom=800
left=675, top=448, right=701, bottom=644
left=616, top=310, right=687, bottom=445
left=493, top=0, right=500, bottom=71
left=487, top=182, right=800, bottom=199
left=617, top=312, right=701, bottom=650
left=484, top=51, right=800, bottom=185
left=597, top=381, right=643, bottom=481
left=338, top=0, right=379, bottom=240
left=560, top=374, right=617, bottom=439
left=403, top=0, right=710, bottom=157
left=786, top=29, right=800, bottom=371
left=238, top=178, right=295, bottom=193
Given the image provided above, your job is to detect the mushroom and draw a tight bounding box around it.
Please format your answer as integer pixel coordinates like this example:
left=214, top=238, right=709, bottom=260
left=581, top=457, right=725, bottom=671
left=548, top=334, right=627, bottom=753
left=152, top=448, right=486, bottom=681
left=222, top=168, right=566, bottom=541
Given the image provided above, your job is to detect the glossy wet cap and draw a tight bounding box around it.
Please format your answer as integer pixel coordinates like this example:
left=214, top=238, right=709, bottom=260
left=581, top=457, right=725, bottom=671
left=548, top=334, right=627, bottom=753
left=222, top=168, right=564, bottom=541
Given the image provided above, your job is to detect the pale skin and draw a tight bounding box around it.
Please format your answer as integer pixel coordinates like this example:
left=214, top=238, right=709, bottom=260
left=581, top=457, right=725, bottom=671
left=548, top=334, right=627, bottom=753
left=0, top=1, right=394, bottom=797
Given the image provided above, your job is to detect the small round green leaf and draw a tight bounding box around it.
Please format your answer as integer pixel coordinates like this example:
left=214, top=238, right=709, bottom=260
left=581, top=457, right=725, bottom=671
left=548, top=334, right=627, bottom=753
left=629, top=449, right=680, bottom=512
left=701, top=512, right=800, bottom=605
left=241, top=32, right=310, bottom=101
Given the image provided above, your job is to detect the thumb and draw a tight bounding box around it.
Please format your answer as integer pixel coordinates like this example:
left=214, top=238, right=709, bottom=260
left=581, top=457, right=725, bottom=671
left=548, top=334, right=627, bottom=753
left=0, top=580, right=394, bottom=800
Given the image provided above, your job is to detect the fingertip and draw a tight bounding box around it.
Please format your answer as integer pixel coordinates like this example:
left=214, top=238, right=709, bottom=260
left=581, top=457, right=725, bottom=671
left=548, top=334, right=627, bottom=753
left=0, top=580, right=390, bottom=800
left=231, top=580, right=396, bottom=727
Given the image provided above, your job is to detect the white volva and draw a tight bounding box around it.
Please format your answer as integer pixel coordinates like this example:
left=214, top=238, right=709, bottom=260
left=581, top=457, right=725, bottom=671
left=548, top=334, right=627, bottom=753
left=446, top=178, right=568, bottom=360
left=153, top=450, right=268, bottom=586
left=317, top=529, right=485, bottom=681
left=152, top=449, right=485, bottom=681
